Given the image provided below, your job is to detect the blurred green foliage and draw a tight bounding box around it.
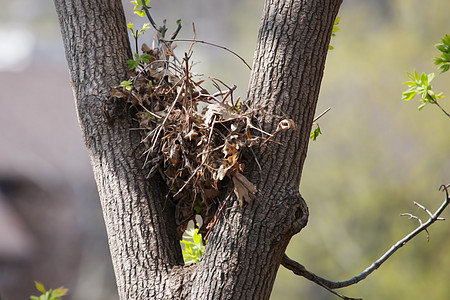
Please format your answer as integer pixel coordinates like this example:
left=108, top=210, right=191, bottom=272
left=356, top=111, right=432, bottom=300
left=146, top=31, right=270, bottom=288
left=30, top=281, right=67, bottom=300
left=434, top=34, right=450, bottom=73
left=329, top=17, right=341, bottom=51
left=402, top=71, right=444, bottom=111
left=181, top=228, right=205, bottom=265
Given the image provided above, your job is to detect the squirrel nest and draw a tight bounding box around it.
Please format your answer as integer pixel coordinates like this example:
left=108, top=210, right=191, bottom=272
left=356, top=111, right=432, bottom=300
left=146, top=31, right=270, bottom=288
left=108, top=37, right=295, bottom=238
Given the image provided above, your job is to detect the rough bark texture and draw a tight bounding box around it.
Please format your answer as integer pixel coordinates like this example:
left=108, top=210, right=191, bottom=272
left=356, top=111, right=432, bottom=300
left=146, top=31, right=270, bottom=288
left=54, top=0, right=341, bottom=299
left=54, top=1, right=184, bottom=298
left=189, top=1, right=342, bottom=299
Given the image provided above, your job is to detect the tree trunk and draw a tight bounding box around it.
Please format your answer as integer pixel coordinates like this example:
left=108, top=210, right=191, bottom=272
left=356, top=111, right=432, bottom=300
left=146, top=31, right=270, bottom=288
left=54, top=0, right=341, bottom=299
left=54, top=1, right=184, bottom=298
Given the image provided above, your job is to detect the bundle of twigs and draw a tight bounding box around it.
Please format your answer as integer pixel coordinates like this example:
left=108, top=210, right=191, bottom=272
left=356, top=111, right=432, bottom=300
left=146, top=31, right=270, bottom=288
left=108, top=35, right=294, bottom=237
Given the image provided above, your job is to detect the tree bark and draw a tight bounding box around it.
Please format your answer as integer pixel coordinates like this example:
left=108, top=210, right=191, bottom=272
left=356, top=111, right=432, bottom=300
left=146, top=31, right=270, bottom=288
left=54, top=1, right=184, bottom=298
left=189, top=1, right=341, bottom=299
left=54, top=0, right=341, bottom=299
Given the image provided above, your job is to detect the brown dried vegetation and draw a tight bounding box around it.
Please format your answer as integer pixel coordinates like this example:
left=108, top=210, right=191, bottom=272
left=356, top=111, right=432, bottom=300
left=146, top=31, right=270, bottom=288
left=107, top=38, right=295, bottom=238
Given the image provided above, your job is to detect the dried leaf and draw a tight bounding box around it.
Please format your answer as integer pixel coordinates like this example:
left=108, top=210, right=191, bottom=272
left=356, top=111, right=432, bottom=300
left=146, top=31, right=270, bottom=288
left=110, top=89, right=127, bottom=98
left=214, top=163, right=231, bottom=182
left=169, top=144, right=181, bottom=165
left=142, top=43, right=151, bottom=53
left=232, top=172, right=257, bottom=206
left=200, top=186, right=221, bottom=199
left=204, top=102, right=236, bottom=124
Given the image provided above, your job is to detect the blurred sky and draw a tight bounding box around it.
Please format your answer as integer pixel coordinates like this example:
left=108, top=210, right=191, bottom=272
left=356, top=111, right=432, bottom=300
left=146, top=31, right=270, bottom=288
left=0, top=0, right=449, bottom=299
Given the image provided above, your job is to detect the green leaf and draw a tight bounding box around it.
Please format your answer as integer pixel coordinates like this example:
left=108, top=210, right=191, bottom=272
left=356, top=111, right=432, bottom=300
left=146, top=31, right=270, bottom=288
left=180, top=227, right=205, bottom=265
left=402, top=90, right=416, bottom=101
left=420, top=72, right=428, bottom=84
left=406, top=71, right=415, bottom=81
left=310, top=124, right=322, bottom=141
left=193, top=201, right=201, bottom=213
left=329, top=16, right=340, bottom=50
left=180, top=240, right=193, bottom=246
left=440, top=64, right=450, bottom=73
left=35, top=281, right=46, bottom=294
left=140, top=53, right=151, bottom=63
left=51, top=287, right=68, bottom=298
left=418, top=103, right=426, bottom=110
left=434, top=34, right=450, bottom=73
left=193, top=232, right=202, bottom=245
left=427, top=72, right=435, bottom=82
left=442, top=34, right=450, bottom=45
left=130, top=0, right=139, bottom=10
left=402, top=81, right=416, bottom=87
left=434, top=57, right=444, bottom=64
left=126, top=59, right=140, bottom=70
left=127, top=22, right=134, bottom=30
left=43, top=291, right=51, bottom=300
left=435, top=44, right=448, bottom=52
left=134, top=10, right=146, bottom=17
left=141, top=23, right=150, bottom=32
left=120, top=80, right=133, bottom=90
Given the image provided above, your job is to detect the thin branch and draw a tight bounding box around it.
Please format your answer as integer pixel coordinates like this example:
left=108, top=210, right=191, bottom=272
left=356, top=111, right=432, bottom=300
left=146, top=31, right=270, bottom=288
left=413, top=201, right=434, bottom=218
left=282, top=255, right=361, bottom=300
left=141, top=5, right=163, bottom=36
left=161, top=38, right=252, bottom=70
left=170, top=20, right=182, bottom=41
left=399, top=212, right=429, bottom=241
left=434, top=100, right=450, bottom=118
left=313, top=107, right=331, bottom=122
left=282, top=184, right=450, bottom=293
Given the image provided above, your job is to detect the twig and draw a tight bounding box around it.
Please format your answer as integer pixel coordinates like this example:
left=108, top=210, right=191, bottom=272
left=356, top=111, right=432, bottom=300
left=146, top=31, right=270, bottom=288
left=161, top=38, right=252, bottom=70
left=281, top=255, right=361, bottom=300
left=434, top=100, right=450, bottom=118
left=212, top=84, right=237, bottom=99
left=141, top=4, right=166, bottom=37
left=170, top=20, right=182, bottom=41
left=413, top=201, right=434, bottom=218
left=282, top=184, right=450, bottom=294
left=399, top=212, right=429, bottom=241
left=172, top=116, right=216, bottom=198
left=205, top=192, right=232, bottom=240
left=188, top=23, right=197, bottom=56
left=184, top=52, right=192, bottom=108
left=313, top=107, right=331, bottom=123
left=151, top=81, right=185, bottom=151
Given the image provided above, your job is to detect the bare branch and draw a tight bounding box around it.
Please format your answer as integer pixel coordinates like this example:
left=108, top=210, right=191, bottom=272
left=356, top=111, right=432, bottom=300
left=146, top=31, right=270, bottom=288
left=281, top=255, right=361, bottom=300
left=413, top=201, right=433, bottom=218
left=434, top=100, right=450, bottom=118
left=282, top=184, right=450, bottom=294
left=313, top=107, right=331, bottom=122
left=400, top=212, right=429, bottom=241
left=161, top=39, right=252, bottom=70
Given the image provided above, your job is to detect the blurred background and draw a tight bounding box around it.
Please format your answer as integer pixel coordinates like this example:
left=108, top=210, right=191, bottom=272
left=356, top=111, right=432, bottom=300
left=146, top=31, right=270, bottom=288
left=0, top=0, right=449, bottom=299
